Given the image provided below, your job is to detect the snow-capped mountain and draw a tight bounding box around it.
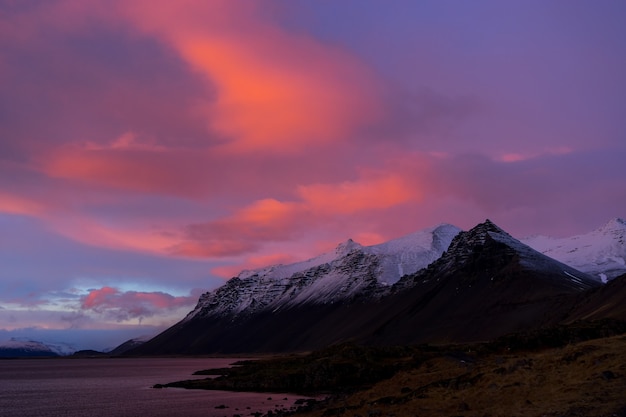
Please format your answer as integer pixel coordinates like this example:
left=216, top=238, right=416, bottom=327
left=0, top=339, right=61, bottom=357
left=397, top=219, right=599, bottom=292
left=130, top=220, right=612, bottom=355
left=185, top=224, right=461, bottom=320
left=372, top=220, right=600, bottom=344
left=523, top=218, right=626, bottom=282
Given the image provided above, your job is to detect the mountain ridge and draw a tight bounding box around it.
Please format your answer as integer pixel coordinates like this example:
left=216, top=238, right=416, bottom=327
left=0, top=339, right=62, bottom=358
left=523, top=217, right=626, bottom=282
left=129, top=219, right=623, bottom=355
left=183, top=223, right=461, bottom=320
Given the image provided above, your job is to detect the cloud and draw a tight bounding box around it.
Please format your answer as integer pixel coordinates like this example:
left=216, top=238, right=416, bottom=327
left=171, top=198, right=303, bottom=258
left=60, top=311, right=92, bottom=329
left=0, top=192, right=43, bottom=216
left=1, top=0, right=625, bottom=343
left=117, top=0, right=385, bottom=153
left=172, top=173, right=420, bottom=258
left=211, top=252, right=301, bottom=279
left=80, top=287, right=196, bottom=323
left=41, top=143, right=211, bottom=197
left=297, top=175, right=419, bottom=215
left=496, top=147, right=574, bottom=163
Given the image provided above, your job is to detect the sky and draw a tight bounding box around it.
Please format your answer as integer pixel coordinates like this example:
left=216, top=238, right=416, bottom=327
left=1, top=0, right=625, bottom=351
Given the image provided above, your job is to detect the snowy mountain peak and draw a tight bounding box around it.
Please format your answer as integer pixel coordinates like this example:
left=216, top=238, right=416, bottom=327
left=0, top=338, right=65, bottom=357
left=396, top=219, right=599, bottom=293
left=335, top=238, right=362, bottom=255
left=446, top=219, right=511, bottom=251
left=598, top=217, right=626, bottom=233
left=523, top=217, right=626, bottom=282
left=184, top=223, right=461, bottom=320
left=477, top=218, right=510, bottom=236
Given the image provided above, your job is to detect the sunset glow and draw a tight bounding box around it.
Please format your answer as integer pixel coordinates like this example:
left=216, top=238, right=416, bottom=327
left=1, top=0, right=624, bottom=350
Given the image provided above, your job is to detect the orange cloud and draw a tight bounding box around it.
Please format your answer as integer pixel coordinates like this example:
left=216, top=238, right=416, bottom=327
left=233, top=198, right=299, bottom=225
left=170, top=240, right=259, bottom=259
left=41, top=144, right=208, bottom=197
left=173, top=174, right=420, bottom=259
left=47, top=214, right=178, bottom=255
left=171, top=198, right=303, bottom=258
left=297, top=175, right=419, bottom=214
left=118, top=0, right=384, bottom=152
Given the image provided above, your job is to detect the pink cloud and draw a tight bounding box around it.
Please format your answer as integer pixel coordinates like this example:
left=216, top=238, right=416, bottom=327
left=116, top=0, right=385, bottom=153
left=171, top=198, right=304, bottom=258
left=81, top=286, right=196, bottom=322
left=46, top=215, right=181, bottom=256
left=39, top=140, right=215, bottom=198
left=1, top=0, right=624, bottom=326
left=497, top=147, right=574, bottom=163
left=297, top=175, right=419, bottom=215
left=0, top=192, right=43, bottom=216
left=172, top=173, right=421, bottom=259
left=211, top=253, right=301, bottom=279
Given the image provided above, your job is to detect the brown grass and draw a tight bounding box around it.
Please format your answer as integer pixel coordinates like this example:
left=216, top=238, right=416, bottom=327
left=299, top=335, right=626, bottom=417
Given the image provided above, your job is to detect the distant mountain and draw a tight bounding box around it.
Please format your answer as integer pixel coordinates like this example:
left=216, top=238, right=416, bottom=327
left=108, top=335, right=151, bottom=356
left=130, top=220, right=609, bottom=355
left=70, top=349, right=108, bottom=357
left=523, top=218, right=626, bottom=282
left=0, top=339, right=60, bottom=358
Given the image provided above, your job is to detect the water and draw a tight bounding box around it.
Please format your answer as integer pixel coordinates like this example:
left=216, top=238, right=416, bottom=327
left=0, top=357, right=309, bottom=417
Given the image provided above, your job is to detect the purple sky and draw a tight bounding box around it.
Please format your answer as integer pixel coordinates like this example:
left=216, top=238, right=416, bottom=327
left=1, top=0, right=625, bottom=351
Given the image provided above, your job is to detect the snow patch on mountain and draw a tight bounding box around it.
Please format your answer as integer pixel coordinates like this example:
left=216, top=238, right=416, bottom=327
left=523, top=218, right=626, bottom=282
left=0, top=338, right=66, bottom=357
left=185, top=224, right=461, bottom=319
left=395, top=219, right=599, bottom=293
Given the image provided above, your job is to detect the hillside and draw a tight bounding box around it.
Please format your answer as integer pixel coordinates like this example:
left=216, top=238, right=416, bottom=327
left=157, top=320, right=626, bottom=417
left=129, top=220, right=606, bottom=355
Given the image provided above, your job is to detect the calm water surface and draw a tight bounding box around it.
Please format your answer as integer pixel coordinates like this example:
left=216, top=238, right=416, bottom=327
left=0, top=357, right=309, bottom=417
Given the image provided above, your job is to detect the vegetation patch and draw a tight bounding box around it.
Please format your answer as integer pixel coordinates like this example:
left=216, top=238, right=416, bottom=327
left=155, top=320, right=626, bottom=416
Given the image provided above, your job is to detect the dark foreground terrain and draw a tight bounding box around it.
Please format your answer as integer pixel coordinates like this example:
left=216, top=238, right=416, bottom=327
left=157, top=320, right=626, bottom=417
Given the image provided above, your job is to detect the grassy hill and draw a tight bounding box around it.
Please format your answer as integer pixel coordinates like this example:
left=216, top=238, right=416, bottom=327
left=156, top=320, right=626, bottom=417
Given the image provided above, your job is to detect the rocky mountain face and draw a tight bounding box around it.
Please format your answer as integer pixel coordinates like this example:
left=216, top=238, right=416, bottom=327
left=129, top=220, right=625, bottom=355
left=396, top=220, right=599, bottom=293
left=523, top=218, right=626, bottom=282
left=183, top=224, right=461, bottom=320
left=367, top=220, right=601, bottom=345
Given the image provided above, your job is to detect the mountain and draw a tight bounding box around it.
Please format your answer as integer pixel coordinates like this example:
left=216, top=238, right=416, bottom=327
left=131, top=224, right=461, bottom=355
left=183, top=224, right=461, bottom=320
left=523, top=218, right=626, bottom=282
left=367, top=220, right=601, bottom=344
left=108, top=335, right=152, bottom=356
left=130, top=220, right=604, bottom=355
left=0, top=339, right=61, bottom=358
left=565, top=272, right=626, bottom=322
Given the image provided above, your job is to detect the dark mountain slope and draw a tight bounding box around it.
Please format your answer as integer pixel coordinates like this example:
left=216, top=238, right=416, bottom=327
left=361, top=220, right=600, bottom=344
left=565, top=273, right=626, bottom=322
left=129, top=220, right=602, bottom=355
